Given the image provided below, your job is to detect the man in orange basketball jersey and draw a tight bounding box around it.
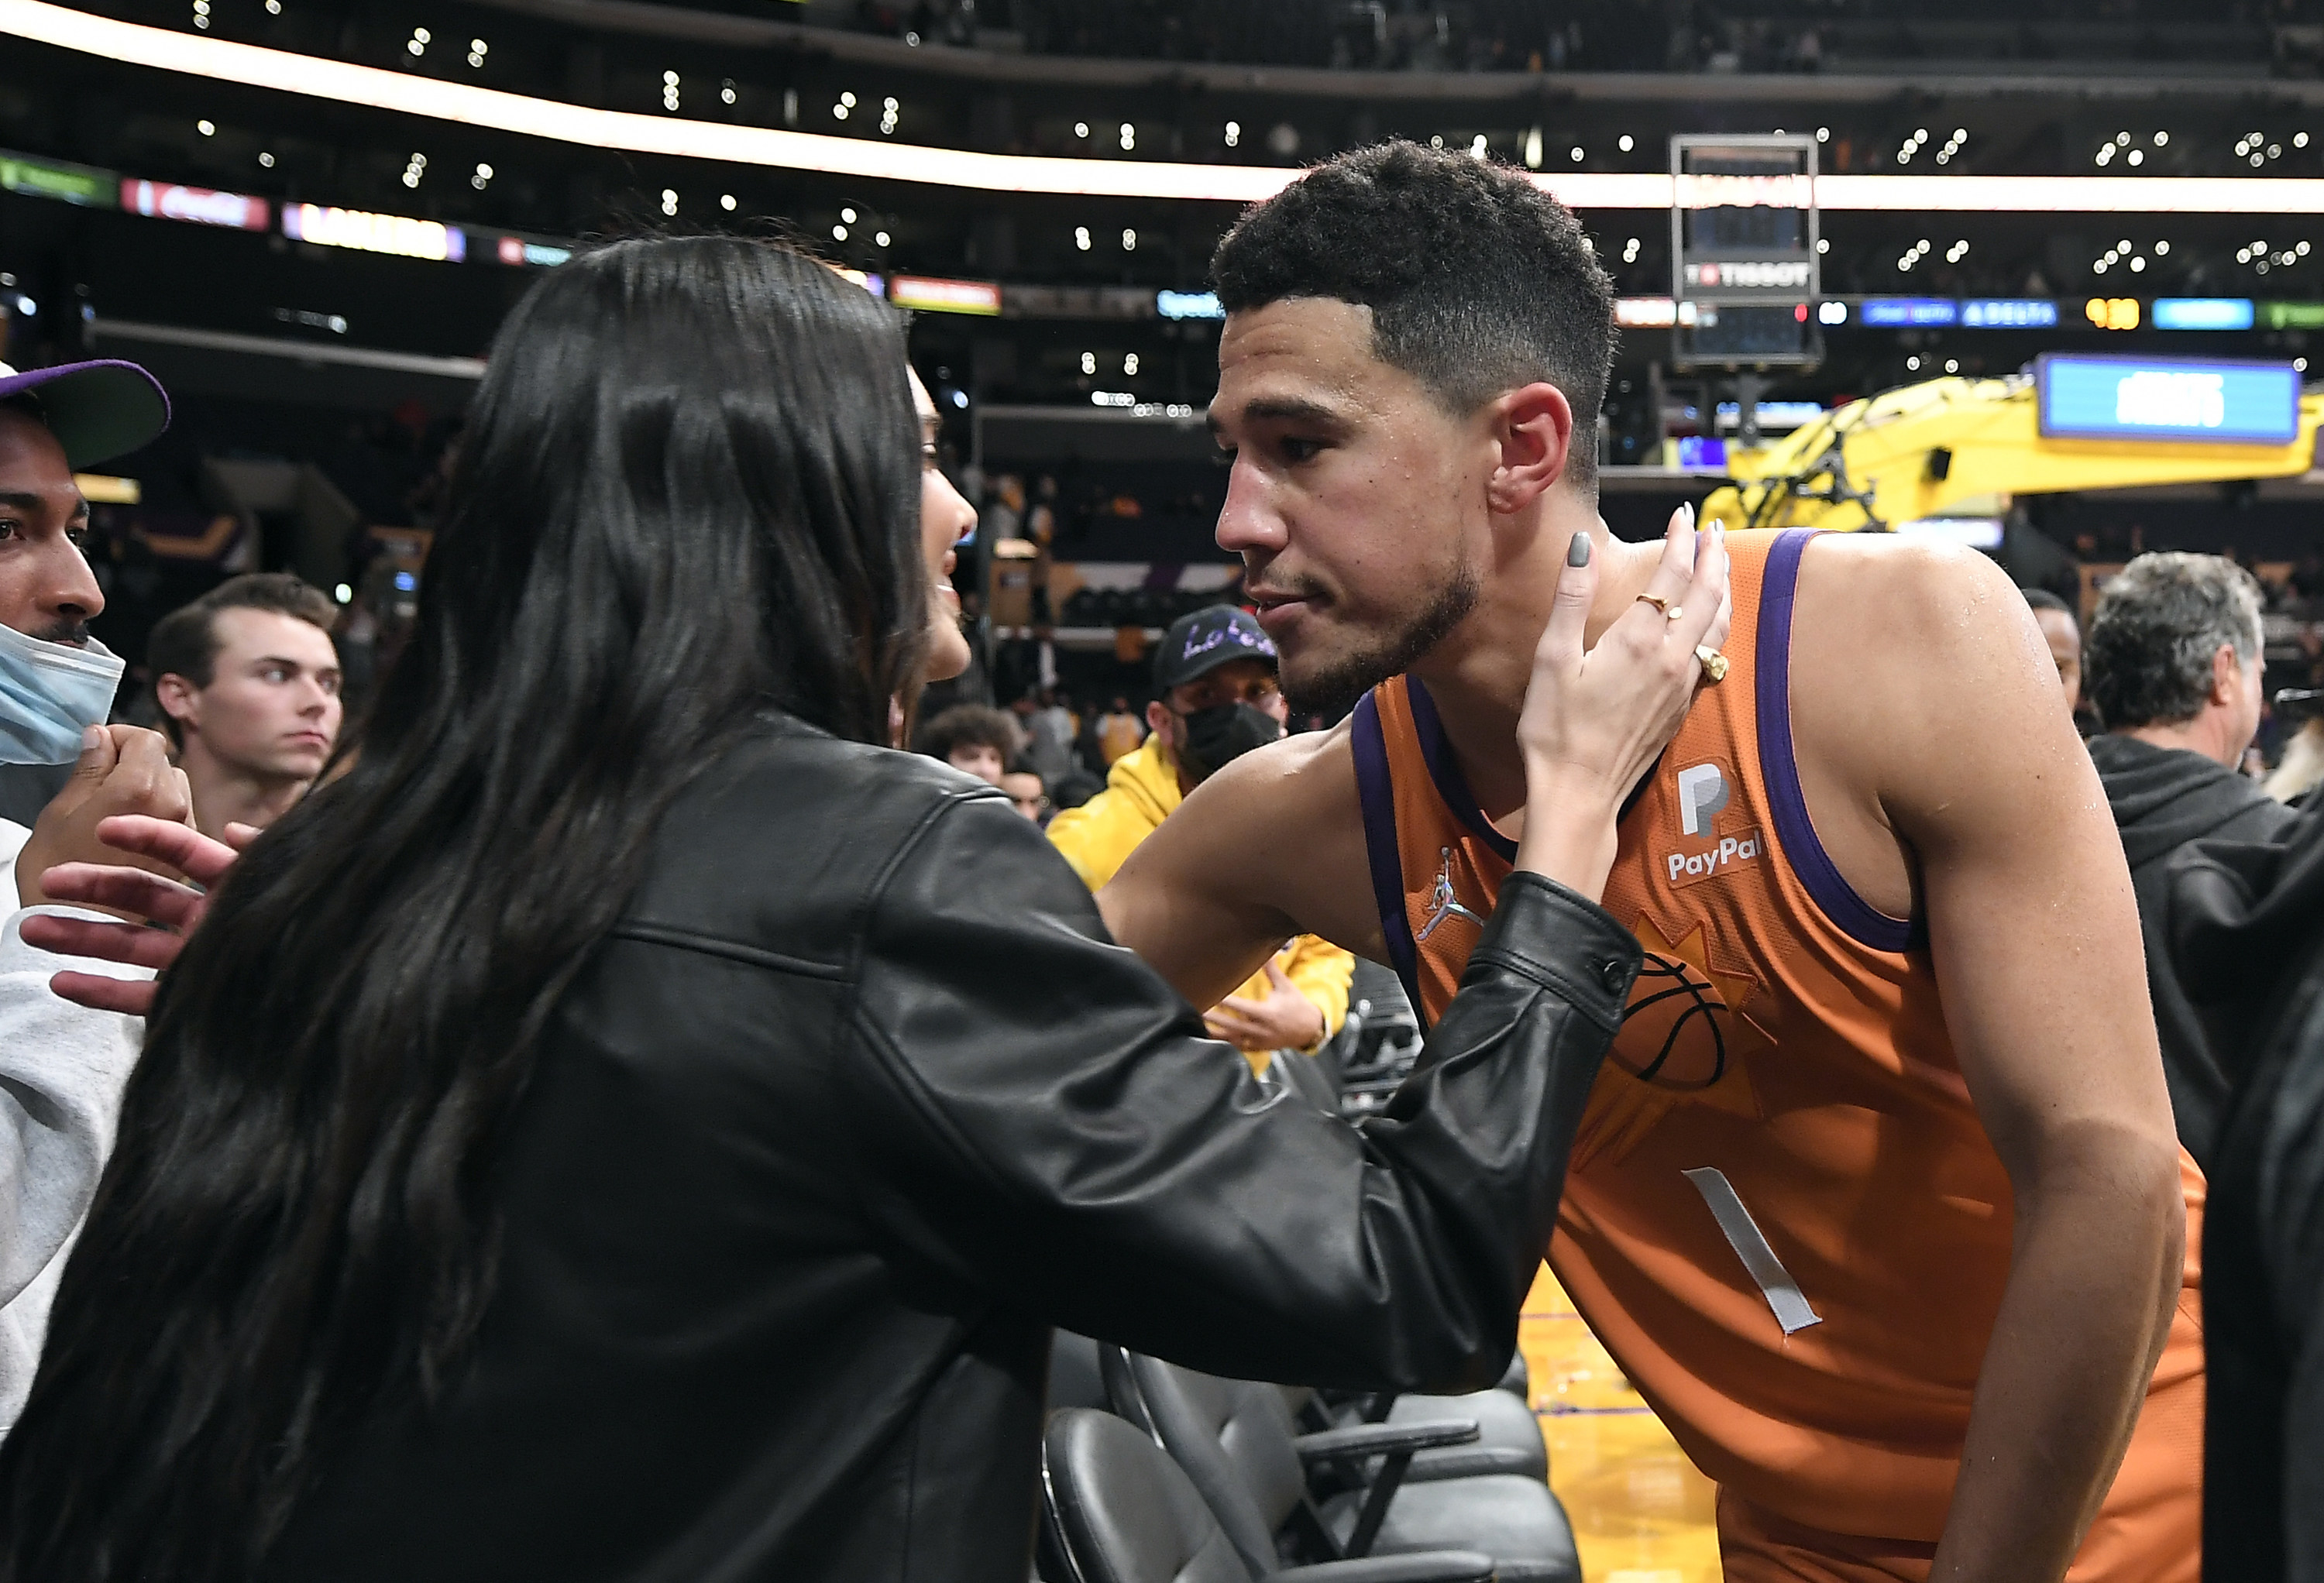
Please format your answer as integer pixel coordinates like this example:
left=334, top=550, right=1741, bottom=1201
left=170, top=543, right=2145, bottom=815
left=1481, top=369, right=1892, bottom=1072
left=1102, top=142, right=2201, bottom=1583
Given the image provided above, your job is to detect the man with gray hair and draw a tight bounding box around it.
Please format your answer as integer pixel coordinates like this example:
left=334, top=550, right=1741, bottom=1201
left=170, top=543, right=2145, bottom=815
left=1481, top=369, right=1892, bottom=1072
left=2087, top=550, right=2295, bottom=1169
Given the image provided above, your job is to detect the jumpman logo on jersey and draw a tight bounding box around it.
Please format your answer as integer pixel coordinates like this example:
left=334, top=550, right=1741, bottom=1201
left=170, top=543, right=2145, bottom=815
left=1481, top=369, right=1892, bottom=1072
left=1419, top=847, right=1487, bottom=941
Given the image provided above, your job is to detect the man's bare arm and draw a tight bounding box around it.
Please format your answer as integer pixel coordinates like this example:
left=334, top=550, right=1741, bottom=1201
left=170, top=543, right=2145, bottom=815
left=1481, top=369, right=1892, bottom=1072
left=1823, top=542, right=2183, bottom=1582
left=1101, top=725, right=1382, bottom=1012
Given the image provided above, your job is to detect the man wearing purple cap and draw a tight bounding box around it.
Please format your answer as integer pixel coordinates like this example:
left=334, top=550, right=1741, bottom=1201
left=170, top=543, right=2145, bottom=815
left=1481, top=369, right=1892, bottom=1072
left=1047, top=605, right=1355, bottom=1067
left=0, top=357, right=182, bottom=1433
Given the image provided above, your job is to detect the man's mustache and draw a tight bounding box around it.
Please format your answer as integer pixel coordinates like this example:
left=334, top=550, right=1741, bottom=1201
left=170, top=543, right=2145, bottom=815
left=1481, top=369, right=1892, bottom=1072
left=29, top=619, right=89, bottom=647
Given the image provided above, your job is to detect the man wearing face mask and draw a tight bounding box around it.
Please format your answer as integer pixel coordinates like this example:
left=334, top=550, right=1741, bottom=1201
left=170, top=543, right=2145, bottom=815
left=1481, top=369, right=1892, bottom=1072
left=1048, top=606, right=1353, bottom=1067
left=0, top=359, right=180, bottom=1433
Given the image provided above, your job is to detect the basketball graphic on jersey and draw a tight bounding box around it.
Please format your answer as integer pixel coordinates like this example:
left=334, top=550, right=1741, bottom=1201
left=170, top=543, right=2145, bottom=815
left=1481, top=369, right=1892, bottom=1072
left=1618, top=950, right=1731, bottom=1090
left=1610, top=918, right=1771, bottom=1117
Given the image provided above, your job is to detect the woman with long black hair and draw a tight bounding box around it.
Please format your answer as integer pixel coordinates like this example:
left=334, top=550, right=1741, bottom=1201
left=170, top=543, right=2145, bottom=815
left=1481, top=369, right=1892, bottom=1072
left=0, top=235, right=1726, bottom=1582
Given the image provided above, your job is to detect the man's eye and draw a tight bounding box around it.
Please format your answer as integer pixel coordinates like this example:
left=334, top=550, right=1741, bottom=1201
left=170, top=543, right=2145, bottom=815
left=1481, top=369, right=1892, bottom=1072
left=0, top=520, right=20, bottom=541
left=1281, top=438, right=1323, bottom=463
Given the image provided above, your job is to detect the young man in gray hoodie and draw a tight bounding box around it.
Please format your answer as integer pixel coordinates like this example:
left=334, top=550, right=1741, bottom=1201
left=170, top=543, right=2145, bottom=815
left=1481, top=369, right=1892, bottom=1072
left=2085, top=551, right=2296, bottom=1171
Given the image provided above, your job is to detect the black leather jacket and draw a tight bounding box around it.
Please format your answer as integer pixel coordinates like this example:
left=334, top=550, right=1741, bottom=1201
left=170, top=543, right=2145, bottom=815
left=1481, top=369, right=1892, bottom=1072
left=261, top=717, right=1642, bottom=1583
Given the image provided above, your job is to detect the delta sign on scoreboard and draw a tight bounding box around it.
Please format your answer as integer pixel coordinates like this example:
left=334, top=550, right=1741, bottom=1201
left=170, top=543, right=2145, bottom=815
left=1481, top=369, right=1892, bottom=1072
left=2036, top=353, right=2302, bottom=446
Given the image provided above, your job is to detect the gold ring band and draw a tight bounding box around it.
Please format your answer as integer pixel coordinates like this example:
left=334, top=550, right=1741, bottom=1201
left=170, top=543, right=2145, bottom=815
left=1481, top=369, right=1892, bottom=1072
left=1697, top=646, right=1729, bottom=683
left=1638, top=592, right=1683, bottom=621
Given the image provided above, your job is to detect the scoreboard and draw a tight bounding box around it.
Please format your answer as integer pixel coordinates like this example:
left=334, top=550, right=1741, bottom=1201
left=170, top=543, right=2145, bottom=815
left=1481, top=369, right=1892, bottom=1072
left=2035, top=354, right=2302, bottom=446
left=1670, top=133, right=1820, bottom=369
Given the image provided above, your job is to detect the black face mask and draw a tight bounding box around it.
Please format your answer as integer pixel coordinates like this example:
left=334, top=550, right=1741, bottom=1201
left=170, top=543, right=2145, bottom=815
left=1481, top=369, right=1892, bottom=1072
left=1176, top=702, right=1283, bottom=782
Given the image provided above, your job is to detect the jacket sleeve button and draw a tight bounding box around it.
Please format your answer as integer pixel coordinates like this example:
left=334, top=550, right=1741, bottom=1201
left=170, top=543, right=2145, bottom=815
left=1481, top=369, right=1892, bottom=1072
left=1600, top=959, right=1630, bottom=995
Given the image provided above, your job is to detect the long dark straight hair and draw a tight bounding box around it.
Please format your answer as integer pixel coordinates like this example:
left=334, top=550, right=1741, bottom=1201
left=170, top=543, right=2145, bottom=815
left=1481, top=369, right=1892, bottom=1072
left=0, top=235, right=928, bottom=1581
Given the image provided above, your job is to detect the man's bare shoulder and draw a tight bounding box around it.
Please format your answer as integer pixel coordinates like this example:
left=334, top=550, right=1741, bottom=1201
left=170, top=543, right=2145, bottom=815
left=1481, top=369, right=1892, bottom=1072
left=1792, top=529, right=2086, bottom=801
left=1786, top=532, right=2079, bottom=907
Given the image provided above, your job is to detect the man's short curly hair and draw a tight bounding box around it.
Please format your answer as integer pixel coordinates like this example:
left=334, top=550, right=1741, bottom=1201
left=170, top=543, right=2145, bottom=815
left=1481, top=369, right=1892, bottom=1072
left=2086, top=552, right=2264, bottom=730
left=1211, top=140, right=1616, bottom=489
left=912, top=703, right=1017, bottom=764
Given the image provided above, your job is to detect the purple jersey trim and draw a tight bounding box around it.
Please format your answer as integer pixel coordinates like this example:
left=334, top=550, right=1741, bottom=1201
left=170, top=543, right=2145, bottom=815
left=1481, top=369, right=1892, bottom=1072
left=1404, top=678, right=1522, bottom=864
left=1755, top=529, right=1920, bottom=955
left=1351, top=691, right=1427, bottom=1015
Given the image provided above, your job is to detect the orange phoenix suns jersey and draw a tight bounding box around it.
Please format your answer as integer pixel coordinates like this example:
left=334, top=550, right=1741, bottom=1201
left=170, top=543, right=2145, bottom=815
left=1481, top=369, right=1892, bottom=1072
left=1350, top=528, right=2205, bottom=1560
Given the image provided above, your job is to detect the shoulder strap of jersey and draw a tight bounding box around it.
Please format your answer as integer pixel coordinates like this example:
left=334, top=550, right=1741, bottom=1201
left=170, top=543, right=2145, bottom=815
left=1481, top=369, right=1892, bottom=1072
left=1350, top=687, right=1425, bottom=1014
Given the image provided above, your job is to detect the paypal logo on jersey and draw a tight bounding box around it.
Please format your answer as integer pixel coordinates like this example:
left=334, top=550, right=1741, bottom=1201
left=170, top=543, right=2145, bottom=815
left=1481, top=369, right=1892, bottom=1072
left=1664, top=761, right=1763, bottom=890
left=1677, top=763, right=1730, bottom=837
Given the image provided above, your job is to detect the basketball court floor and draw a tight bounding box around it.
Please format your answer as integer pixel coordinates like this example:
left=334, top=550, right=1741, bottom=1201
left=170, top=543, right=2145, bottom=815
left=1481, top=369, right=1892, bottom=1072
left=1519, top=1264, right=1721, bottom=1583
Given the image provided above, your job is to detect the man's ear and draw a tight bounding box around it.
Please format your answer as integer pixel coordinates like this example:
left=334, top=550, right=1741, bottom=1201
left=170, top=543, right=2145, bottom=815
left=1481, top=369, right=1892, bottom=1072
left=155, top=672, right=198, bottom=734
left=1145, top=700, right=1174, bottom=739
left=1484, top=382, right=1576, bottom=516
left=2212, top=644, right=2243, bottom=707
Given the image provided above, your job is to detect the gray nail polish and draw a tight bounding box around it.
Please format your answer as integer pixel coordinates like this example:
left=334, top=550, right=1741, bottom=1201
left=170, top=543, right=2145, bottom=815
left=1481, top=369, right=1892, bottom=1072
left=1568, top=533, right=1591, bottom=567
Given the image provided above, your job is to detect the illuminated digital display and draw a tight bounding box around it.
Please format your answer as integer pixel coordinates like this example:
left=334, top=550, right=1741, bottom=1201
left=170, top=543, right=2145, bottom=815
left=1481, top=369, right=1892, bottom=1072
left=1961, top=299, right=2058, bottom=328
left=1682, top=259, right=1813, bottom=291
left=2150, top=297, right=2257, bottom=331
left=2037, top=354, right=2301, bottom=445
left=887, top=275, right=1001, bottom=315
left=282, top=203, right=465, bottom=261
left=1860, top=298, right=1958, bottom=328
left=1157, top=290, right=1225, bottom=320
left=122, top=177, right=266, bottom=230
left=0, top=150, right=112, bottom=207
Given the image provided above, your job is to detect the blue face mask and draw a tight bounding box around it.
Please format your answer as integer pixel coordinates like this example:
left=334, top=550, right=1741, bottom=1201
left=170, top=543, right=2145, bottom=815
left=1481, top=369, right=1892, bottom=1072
left=0, top=624, right=123, bottom=766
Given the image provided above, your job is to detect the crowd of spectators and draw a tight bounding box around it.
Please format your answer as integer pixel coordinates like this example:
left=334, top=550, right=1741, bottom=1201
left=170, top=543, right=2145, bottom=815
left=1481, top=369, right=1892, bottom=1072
left=852, top=0, right=2314, bottom=73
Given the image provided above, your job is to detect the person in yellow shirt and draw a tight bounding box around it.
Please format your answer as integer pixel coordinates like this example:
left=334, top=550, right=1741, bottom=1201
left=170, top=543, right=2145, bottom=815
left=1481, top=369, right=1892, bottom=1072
left=1048, top=606, right=1352, bottom=1073
left=1094, top=697, right=1147, bottom=766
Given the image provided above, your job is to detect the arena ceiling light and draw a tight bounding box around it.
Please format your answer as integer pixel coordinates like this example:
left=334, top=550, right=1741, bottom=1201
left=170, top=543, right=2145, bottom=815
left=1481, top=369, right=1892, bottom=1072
left=19, top=0, right=2324, bottom=215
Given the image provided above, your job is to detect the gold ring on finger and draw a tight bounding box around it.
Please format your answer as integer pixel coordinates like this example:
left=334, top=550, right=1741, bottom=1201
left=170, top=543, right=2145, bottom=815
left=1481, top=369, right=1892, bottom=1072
left=1697, top=646, right=1729, bottom=683
left=1637, top=592, right=1683, bottom=621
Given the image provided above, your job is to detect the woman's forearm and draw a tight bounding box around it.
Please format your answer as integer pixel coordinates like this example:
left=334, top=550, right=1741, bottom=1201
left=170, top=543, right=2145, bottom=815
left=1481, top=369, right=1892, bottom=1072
left=1513, top=777, right=1621, bottom=904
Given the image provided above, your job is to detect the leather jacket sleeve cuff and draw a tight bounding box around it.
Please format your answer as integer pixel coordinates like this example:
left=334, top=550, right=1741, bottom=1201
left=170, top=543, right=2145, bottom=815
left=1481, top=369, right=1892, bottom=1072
left=1461, top=871, right=1641, bottom=1035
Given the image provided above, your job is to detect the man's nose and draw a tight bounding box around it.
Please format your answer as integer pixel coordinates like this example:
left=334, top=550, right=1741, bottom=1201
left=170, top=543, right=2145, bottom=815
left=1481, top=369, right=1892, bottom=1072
left=1214, top=459, right=1284, bottom=556
left=43, top=540, right=105, bottom=623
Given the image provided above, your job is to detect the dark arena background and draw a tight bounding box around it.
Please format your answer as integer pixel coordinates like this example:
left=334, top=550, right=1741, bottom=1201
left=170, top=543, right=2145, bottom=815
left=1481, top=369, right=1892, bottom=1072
left=0, top=2, right=2319, bottom=1577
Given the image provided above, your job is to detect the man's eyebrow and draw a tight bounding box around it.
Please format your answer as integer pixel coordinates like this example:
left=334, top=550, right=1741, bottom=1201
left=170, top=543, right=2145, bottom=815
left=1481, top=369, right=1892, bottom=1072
left=0, top=490, right=81, bottom=514
left=1211, top=396, right=1352, bottom=433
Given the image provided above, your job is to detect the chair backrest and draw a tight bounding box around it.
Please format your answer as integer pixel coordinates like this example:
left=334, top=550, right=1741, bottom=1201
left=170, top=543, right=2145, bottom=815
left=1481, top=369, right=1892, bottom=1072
left=1049, top=1331, right=1111, bottom=1412
left=1041, top=1408, right=1256, bottom=1583
left=1124, top=1352, right=1312, bottom=1579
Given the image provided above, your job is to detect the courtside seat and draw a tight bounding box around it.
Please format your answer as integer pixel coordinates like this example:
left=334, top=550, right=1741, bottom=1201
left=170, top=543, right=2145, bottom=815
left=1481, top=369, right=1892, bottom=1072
left=1108, top=1350, right=1578, bottom=1583
left=1286, top=1351, right=1548, bottom=1485
left=1041, top=1408, right=1495, bottom=1583
left=1051, top=1331, right=1112, bottom=1413
left=1365, top=1387, right=1547, bottom=1484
